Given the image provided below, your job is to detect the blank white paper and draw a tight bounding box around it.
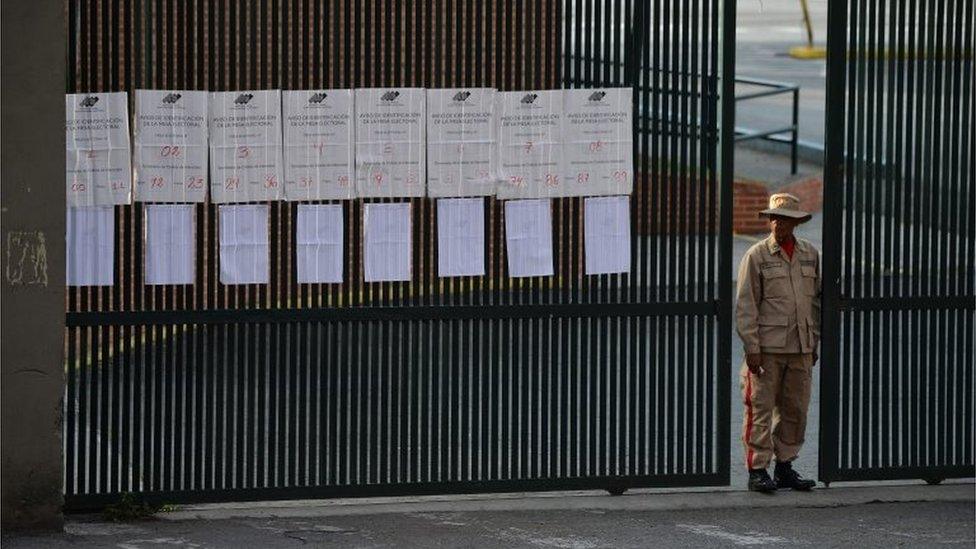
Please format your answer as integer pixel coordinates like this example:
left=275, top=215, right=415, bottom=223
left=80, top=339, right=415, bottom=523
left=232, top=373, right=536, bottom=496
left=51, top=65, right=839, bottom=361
left=504, top=199, right=553, bottom=278
left=585, top=196, right=631, bottom=275
left=66, top=206, right=114, bottom=286
left=437, top=198, right=485, bottom=277
left=364, top=202, right=412, bottom=282
left=145, top=205, right=195, bottom=285
left=296, top=204, right=344, bottom=283
left=219, top=204, right=269, bottom=284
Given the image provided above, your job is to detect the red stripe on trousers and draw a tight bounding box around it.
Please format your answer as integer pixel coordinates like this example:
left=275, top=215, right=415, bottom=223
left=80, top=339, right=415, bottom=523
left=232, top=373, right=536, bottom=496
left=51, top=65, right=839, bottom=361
left=745, top=372, right=754, bottom=469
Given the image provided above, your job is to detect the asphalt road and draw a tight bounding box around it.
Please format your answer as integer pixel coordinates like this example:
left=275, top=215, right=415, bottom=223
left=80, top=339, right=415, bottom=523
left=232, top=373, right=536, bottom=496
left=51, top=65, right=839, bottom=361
left=6, top=489, right=973, bottom=548
left=736, top=0, right=828, bottom=147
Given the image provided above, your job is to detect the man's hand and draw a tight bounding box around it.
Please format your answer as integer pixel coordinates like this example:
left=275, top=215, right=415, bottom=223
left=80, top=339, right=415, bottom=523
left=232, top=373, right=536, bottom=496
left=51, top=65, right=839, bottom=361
left=746, top=353, right=763, bottom=376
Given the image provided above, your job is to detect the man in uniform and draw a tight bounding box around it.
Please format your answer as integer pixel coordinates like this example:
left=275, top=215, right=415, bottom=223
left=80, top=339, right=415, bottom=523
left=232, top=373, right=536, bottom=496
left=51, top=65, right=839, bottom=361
left=736, top=193, right=820, bottom=493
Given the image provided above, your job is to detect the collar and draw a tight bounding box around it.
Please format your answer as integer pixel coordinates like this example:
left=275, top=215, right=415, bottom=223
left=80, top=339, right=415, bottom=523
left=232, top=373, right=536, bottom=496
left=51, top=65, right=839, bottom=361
left=766, top=234, right=802, bottom=256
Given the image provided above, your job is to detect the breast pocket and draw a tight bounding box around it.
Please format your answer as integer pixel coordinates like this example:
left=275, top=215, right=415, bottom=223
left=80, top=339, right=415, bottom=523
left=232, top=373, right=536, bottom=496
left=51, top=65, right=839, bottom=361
left=801, top=265, right=818, bottom=296
left=762, top=267, right=791, bottom=297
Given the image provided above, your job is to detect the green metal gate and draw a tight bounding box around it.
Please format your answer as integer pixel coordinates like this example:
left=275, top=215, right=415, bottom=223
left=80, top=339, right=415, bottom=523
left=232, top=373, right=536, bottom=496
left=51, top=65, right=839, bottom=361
left=64, top=0, right=736, bottom=509
left=820, top=0, right=975, bottom=483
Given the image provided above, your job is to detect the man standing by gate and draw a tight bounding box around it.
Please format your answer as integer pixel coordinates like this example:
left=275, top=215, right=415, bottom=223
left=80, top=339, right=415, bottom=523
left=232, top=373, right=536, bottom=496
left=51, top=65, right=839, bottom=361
left=736, top=193, right=820, bottom=493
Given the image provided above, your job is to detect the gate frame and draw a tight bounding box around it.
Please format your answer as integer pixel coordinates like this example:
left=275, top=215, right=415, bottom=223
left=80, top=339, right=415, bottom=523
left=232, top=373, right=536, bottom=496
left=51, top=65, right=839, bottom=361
left=819, top=0, right=976, bottom=484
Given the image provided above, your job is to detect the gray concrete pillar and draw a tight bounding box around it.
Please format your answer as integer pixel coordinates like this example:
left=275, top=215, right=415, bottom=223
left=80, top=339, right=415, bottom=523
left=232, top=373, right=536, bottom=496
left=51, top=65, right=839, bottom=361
left=1, top=0, right=66, bottom=532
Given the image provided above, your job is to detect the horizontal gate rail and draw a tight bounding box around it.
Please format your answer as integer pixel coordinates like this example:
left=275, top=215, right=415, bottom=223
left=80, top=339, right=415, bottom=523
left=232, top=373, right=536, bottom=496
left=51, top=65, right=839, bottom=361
left=66, top=301, right=721, bottom=327
left=66, top=473, right=727, bottom=512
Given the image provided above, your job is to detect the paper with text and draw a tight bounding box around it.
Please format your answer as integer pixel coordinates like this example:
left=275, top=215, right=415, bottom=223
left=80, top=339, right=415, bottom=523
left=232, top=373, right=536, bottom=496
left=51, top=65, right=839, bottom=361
left=561, top=88, right=633, bottom=197
left=219, top=204, right=269, bottom=284
left=364, top=202, right=412, bottom=282
left=296, top=204, right=344, bottom=283
left=437, top=198, right=485, bottom=277
left=145, top=204, right=195, bottom=284
left=355, top=88, right=426, bottom=198
left=584, top=196, right=631, bottom=275
left=65, top=92, right=132, bottom=206
left=133, top=90, right=209, bottom=202
left=504, top=199, right=554, bottom=277
left=427, top=88, right=496, bottom=197
left=209, top=90, right=284, bottom=203
left=283, top=90, right=356, bottom=200
left=495, top=90, right=563, bottom=199
left=66, top=206, right=114, bottom=286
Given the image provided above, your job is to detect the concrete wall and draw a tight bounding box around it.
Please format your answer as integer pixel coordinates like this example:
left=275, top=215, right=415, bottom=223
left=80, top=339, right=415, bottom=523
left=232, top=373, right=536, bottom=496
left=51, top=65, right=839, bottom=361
left=1, top=1, right=66, bottom=532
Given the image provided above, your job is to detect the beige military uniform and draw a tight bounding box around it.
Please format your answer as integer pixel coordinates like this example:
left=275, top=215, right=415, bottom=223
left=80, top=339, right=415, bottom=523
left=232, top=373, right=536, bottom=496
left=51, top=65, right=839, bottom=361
left=736, top=234, right=821, bottom=470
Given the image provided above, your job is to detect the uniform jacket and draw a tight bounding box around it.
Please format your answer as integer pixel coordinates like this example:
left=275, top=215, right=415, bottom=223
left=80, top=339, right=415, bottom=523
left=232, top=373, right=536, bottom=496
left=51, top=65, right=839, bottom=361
left=736, top=235, right=822, bottom=355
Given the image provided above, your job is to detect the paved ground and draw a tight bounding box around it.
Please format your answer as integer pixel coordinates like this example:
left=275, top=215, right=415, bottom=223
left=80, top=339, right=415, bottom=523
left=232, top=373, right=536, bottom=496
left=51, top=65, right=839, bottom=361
left=6, top=484, right=972, bottom=548
left=736, top=0, right=827, bottom=147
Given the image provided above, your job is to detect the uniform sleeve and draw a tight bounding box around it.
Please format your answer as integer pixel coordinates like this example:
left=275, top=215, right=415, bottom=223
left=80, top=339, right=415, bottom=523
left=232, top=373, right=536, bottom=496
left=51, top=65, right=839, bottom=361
left=735, top=249, right=763, bottom=355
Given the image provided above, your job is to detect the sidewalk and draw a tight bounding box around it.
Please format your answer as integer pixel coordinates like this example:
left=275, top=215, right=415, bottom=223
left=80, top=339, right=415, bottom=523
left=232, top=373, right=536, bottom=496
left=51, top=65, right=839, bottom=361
left=5, top=484, right=972, bottom=548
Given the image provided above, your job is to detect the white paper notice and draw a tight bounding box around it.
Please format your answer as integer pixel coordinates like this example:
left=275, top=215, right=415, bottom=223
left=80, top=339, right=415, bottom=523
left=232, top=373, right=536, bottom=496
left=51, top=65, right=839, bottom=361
left=283, top=90, right=356, bottom=200
left=561, top=88, right=634, bottom=196
left=437, top=198, right=485, bottom=277
left=133, top=90, right=209, bottom=202
left=427, top=88, right=496, bottom=197
left=209, top=90, right=284, bottom=203
left=584, top=196, right=631, bottom=275
left=65, top=92, right=132, bottom=207
left=296, top=204, right=344, bottom=283
left=495, top=90, right=563, bottom=200
left=363, top=202, right=412, bottom=282
left=144, top=205, right=195, bottom=285
left=504, top=199, right=554, bottom=277
left=219, top=205, right=269, bottom=284
left=355, top=89, right=426, bottom=198
left=66, top=206, right=114, bottom=286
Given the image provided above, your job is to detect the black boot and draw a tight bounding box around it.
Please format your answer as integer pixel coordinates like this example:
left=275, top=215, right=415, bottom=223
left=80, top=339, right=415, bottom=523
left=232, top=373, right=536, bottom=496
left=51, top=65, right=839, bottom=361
left=774, top=460, right=816, bottom=491
left=748, top=468, right=777, bottom=493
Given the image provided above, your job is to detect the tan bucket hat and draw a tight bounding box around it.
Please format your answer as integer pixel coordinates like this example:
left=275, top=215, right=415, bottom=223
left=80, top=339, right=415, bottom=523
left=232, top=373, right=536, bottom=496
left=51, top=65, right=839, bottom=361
left=759, top=192, right=812, bottom=223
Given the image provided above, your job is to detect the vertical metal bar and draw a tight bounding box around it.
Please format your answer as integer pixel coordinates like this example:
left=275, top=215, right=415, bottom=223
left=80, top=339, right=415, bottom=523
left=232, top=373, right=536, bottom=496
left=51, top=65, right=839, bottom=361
left=819, top=0, right=848, bottom=482
left=715, top=0, right=734, bottom=484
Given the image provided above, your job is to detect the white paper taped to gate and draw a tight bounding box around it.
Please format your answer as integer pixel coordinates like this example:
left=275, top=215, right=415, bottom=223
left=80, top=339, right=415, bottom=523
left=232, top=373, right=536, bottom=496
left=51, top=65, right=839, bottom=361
left=584, top=195, right=631, bottom=275
left=504, top=199, right=554, bottom=277
left=219, top=204, right=269, bottom=284
left=437, top=198, right=485, bottom=277
left=296, top=204, right=344, bottom=283
left=133, top=90, right=209, bottom=202
left=495, top=90, right=563, bottom=200
left=283, top=90, right=356, bottom=201
left=355, top=88, right=426, bottom=198
left=65, top=92, right=132, bottom=207
left=66, top=206, right=114, bottom=286
left=209, top=90, right=284, bottom=203
left=427, top=88, right=496, bottom=197
left=561, top=88, right=633, bottom=196
left=145, top=204, right=195, bottom=285
left=363, top=202, right=412, bottom=282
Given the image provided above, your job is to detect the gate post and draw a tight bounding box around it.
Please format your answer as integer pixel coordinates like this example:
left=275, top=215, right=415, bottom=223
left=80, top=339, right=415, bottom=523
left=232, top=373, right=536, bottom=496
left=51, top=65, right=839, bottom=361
left=0, top=1, right=67, bottom=530
left=819, top=0, right=847, bottom=484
